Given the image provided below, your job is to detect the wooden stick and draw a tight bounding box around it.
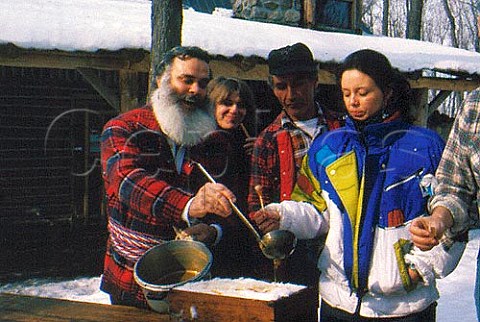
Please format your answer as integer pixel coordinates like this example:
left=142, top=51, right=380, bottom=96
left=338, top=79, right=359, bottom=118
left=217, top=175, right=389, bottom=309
left=254, top=185, right=265, bottom=212
left=240, top=123, right=251, bottom=138
left=192, top=161, right=262, bottom=243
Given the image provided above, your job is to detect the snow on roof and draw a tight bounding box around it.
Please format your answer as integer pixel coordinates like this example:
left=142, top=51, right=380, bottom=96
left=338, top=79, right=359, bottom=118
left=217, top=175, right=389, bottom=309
left=1, top=0, right=479, bottom=76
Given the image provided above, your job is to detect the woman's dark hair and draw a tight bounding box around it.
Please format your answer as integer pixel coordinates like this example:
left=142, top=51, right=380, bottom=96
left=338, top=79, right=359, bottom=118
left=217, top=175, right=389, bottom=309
left=207, top=76, right=256, bottom=115
left=337, top=49, right=413, bottom=121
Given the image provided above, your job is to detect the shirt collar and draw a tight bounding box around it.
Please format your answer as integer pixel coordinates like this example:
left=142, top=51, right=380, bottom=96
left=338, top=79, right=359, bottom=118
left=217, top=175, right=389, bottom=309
left=281, top=103, right=326, bottom=130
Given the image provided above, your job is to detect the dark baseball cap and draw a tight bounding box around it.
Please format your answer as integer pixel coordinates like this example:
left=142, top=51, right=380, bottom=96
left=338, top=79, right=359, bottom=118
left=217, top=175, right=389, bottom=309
left=267, top=42, right=318, bottom=76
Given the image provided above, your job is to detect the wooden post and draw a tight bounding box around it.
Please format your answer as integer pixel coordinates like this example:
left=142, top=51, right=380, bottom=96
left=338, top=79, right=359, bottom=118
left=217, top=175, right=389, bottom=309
left=411, top=88, right=429, bottom=126
left=83, top=110, right=90, bottom=223
left=119, top=70, right=140, bottom=113
left=303, top=0, right=316, bottom=29
left=355, top=0, right=362, bottom=31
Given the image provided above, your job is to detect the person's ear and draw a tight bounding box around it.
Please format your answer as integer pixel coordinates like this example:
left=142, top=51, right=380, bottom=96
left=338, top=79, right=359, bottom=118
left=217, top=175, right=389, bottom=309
left=383, top=88, right=393, bottom=106
left=155, top=76, right=162, bottom=89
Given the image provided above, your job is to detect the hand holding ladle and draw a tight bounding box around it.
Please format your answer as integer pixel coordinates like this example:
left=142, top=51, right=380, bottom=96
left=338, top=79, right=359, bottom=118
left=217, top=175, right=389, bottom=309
left=192, top=161, right=296, bottom=263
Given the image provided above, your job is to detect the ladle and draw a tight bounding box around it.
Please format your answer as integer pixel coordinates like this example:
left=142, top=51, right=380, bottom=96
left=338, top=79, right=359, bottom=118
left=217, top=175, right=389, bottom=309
left=254, top=184, right=297, bottom=281
left=192, top=161, right=297, bottom=263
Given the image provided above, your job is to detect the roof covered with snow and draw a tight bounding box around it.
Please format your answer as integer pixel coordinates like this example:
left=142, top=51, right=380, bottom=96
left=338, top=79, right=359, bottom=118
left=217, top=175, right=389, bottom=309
left=0, top=0, right=479, bottom=77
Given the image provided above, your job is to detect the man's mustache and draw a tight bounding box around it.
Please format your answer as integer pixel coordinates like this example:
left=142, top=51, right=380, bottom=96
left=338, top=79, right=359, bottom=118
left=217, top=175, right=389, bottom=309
left=178, top=93, right=205, bottom=106
left=286, top=98, right=306, bottom=105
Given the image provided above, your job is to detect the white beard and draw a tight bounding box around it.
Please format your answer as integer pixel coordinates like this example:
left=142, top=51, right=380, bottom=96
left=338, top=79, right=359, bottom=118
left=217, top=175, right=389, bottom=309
left=151, top=78, right=217, bottom=147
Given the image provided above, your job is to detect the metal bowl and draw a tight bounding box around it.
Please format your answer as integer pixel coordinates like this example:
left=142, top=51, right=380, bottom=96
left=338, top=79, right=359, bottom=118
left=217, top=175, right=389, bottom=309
left=134, top=240, right=212, bottom=312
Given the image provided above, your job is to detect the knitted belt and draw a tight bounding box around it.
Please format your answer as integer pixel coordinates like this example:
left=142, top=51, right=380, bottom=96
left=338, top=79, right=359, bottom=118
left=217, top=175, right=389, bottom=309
left=108, top=217, right=165, bottom=264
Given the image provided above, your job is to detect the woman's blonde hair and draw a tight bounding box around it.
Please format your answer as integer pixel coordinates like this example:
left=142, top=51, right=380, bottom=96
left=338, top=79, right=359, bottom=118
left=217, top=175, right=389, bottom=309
left=207, top=77, right=256, bottom=115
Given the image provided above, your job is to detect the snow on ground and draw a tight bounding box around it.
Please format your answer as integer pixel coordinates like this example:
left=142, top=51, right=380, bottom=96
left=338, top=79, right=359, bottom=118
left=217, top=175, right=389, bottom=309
left=0, top=276, right=110, bottom=305
left=436, top=229, right=479, bottom=321
left=0, top=230, right=478, bottom=321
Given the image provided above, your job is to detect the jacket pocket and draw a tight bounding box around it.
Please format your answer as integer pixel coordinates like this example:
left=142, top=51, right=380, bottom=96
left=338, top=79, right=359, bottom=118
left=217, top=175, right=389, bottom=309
left=368, top=227, right=411, bottom=295
left=381, top=167, right=429, bottom=227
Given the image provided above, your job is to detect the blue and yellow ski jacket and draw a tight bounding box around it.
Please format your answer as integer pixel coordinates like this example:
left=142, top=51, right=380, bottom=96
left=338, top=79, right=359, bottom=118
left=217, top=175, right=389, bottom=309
left=273, top=117, right=466, bottom=317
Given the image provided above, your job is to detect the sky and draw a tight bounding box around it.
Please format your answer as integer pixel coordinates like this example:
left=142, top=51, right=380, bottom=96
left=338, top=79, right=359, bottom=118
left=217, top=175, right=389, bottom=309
left=0, top=0, right=479, bottom=77
left=0, top=1, right=479, bottom=321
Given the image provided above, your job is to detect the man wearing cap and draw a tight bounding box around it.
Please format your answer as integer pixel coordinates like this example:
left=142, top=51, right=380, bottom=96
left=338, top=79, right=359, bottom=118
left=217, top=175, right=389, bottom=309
left=248, top=42, right=340, bottom=287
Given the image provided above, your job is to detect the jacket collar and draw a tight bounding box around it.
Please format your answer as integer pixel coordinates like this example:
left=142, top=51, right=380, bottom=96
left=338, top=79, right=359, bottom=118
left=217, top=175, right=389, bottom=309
left=345, top=115, right=409, bottom=147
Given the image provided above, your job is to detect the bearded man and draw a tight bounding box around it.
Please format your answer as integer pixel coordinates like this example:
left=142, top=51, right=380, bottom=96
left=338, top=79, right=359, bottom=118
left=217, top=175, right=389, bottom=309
left=100, top=46, right=235, bottom=308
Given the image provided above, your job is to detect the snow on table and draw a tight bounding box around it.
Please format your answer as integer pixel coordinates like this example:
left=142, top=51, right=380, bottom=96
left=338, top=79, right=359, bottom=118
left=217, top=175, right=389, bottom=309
left=174, top=277, right=306, bottom=301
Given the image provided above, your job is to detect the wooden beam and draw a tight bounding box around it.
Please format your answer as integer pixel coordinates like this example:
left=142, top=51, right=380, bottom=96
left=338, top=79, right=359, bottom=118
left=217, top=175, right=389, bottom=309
left=0, top=45, right=150, bottom=72
left=409, top=77, right=480, bottom=91
left=428, top=90, right=453, bottom=116
left=77, top=68, right=120, bottom=111
left=1, top=45, right=479, bottom=92
left=210, top=59, right=480, bottom=91
left=210, top=59, right=337, bottom=84
left=209, top=60, right=268, bottom=80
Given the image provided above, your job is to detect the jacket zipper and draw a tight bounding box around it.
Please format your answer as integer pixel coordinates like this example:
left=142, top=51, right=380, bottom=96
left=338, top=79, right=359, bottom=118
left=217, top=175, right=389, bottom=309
left=384, top=167, right=424, bottom=192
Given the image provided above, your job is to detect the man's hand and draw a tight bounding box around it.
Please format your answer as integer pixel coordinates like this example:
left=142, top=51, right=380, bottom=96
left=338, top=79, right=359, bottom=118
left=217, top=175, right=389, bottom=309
left=409, top=206, right=453, bottom=251
left=183, top=223, right=217, bottom=245
left=250, top=208, right=281, bottom=234
left=409, top=217, right=440, bottom=250
left=243, top=137, right=257, bottom=155
left=189, top=182, right=236, bottom=218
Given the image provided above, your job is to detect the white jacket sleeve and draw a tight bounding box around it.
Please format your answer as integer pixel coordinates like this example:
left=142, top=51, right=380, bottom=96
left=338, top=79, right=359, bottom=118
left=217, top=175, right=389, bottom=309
left=265, top=200, right=329, bottom=240
left=404, top=238, right=467, bottom=286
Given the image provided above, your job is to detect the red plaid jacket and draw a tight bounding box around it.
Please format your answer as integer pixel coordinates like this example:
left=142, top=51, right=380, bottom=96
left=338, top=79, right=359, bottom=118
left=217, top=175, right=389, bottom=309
left=246, top=108, right=342, bottom=284
left=247, top=108, right=341, bottom=215
left=100, top=105, right=233, bottom=307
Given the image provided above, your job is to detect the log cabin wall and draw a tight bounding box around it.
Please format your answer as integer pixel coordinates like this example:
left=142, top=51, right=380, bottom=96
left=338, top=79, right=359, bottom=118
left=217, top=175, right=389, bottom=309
left=0, top=66, right=121, bottom=281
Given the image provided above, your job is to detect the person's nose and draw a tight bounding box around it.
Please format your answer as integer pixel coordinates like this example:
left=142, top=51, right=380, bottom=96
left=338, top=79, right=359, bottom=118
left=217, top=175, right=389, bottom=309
left=189, top=82, right=204, bottom=96
left=349, top=94, right=359, bottom=107
left=230, top=103, right=240, bottom=114
left=285, top=85, right=297, bottom=99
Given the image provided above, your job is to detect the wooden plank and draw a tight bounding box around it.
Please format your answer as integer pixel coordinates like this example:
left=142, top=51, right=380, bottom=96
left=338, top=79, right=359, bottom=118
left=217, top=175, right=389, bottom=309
left=0, top=294, right=170, bottom=322
left=0, top=46, right=149, bottom=72
left=167, top=287, right=318, bottom=322
left=210, top=59, right=337, bottom=85
left=428, top=90, right=453, bottom=115
left=209, top=59, right=268, bottom=81
left=409, top=77, right=480, bottom=91
left=77, top=68, right=120, bottom=111
left=1, top=46, right=479, bottom=92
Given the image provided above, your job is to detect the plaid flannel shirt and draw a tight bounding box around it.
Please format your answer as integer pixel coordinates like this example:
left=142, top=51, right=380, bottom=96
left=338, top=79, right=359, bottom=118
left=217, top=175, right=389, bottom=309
left=429, top=89, right=480, bottom=236
left=247, top=108, right=327, bottom=215
left=100, top=105, right=233, bottom=306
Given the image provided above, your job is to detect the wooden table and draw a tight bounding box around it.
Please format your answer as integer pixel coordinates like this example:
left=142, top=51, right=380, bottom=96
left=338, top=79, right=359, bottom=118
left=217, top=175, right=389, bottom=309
left=1, top=287, right=318, bottom=321
left=0, top=293, right=172, bottom=321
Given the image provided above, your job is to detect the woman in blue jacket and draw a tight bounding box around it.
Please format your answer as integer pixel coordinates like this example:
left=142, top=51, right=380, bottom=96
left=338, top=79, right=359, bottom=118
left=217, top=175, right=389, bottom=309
left=251, top=49, right=465, bottom=321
